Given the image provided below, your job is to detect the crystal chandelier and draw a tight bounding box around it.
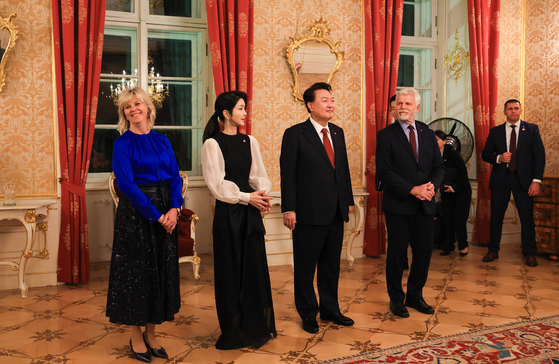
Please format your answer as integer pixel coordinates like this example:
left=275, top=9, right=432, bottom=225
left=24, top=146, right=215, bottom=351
left=110, top=68, right=169, bottom=109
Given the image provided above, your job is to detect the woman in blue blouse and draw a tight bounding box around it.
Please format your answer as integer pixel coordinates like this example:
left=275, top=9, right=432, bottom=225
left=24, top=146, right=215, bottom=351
left=106, top=87, right=183, bottom=363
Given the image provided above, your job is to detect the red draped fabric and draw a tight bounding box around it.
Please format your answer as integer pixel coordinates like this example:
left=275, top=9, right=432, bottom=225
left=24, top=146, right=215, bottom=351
left=467, top=0, right=500, bottom=244
left=206, top=0, right=254, bottom=135
left=363, top=0, right=404, bottom=256
left=52, top=0, right=107, bottom=283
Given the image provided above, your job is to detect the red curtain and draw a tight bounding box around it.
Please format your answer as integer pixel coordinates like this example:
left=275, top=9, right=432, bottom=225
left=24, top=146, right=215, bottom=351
left=206, top=0, right=254, bottom=135
left=363, top=0, right=404, bottom=256
left=52, top=0, right=107, bottom=283
left=467, top=0, right=500, bottom=244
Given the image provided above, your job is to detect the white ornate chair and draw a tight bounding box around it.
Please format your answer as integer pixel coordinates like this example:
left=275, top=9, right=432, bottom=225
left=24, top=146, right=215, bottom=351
left=108, top=171, right=201, bottom=281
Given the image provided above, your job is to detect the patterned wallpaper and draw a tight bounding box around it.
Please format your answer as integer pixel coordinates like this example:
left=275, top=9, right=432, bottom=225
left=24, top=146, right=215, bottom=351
left=0, top=1, right=56, bottom=197
left=496, top=0, right=522, bottom=123
left=252, top=0, right=363, bottom=189
left=498, top=0, right=559, bottom=175
left=523, top=0, right=559, bottom=175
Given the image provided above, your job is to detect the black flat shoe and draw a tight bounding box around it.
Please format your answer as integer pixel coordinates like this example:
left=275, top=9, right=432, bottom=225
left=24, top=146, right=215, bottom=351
left=130, top=339, right=151, bottom=363
left=440, top=250, right=454, bottom=256
left=143, top=333, right=168, bottom=359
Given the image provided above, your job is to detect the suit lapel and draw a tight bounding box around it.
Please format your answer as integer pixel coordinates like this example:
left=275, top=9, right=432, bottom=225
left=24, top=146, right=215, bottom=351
left=516, top=120, right=526, bottom=154
left=391, top=122, right=417, bottom=162
left=331, top=126, right=344, bottom=169
left=498, top=123, right=508, bottom=152
left=301, top=119, right=334, bottom=169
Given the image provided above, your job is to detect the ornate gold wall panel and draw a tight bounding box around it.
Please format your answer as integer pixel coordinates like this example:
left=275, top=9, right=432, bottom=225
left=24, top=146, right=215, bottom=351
left=0, top=1, right=56, bottom=196
left=252, top=0, right=363, bottom=188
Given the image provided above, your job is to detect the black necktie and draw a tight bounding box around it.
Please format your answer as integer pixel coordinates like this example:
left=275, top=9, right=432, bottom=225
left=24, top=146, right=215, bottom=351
left=508, top=125, right=517, bottom=172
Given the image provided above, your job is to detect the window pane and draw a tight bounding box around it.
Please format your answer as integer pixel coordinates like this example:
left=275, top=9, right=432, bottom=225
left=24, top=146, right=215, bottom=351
left=398, top=48, right=432, bottom=89
left=102, top=27, right=137, bottom=75
left=90, top=129, right=121, bottom=173
left=97, top=79, right=122, bottom=126
left=155, top=129, right=203, bottom=174
left=402, top=0, right=431, bottom=37
left=149, top=0, right=200, bottom=18
left=107, top=0, right=134, bottom=12
left=151, top=81, right=203, bottom=127
left=416, top=89, right=432, bottom=124
left=148, top=30, right=202, bottom=78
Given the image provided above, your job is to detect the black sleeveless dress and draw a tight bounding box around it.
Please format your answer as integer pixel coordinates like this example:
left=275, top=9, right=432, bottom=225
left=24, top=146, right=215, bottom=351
left=210, top=132, right=276, bottom=350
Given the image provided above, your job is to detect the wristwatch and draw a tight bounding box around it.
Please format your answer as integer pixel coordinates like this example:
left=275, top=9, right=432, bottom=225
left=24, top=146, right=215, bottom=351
left=176, top=207, right=181, bottom=217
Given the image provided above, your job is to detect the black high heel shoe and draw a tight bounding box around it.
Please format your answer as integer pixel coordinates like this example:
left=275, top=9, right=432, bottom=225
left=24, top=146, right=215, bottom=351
left=143, top=332, right=169, bottom=359
left=130, top=339, right=151, bottom=363
left=440, top=250, right=454, bottom=256
left=459, top=248, right=469, bottom=257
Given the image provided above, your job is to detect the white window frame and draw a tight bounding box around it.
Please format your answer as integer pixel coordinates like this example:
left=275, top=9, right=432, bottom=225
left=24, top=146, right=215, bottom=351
left=399, top=0, right=439, bottom=123
left=87, top=0, right=210, bottom=189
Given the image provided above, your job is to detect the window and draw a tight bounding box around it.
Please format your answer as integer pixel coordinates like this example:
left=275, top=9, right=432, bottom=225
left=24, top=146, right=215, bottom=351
left=398, top=0, right=436, bottom=124
left=90, top=0, right=208, bottom=177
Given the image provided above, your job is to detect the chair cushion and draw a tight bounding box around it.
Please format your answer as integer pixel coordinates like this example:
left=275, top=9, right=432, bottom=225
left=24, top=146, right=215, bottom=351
left=177, top=209, right=195, bottom=257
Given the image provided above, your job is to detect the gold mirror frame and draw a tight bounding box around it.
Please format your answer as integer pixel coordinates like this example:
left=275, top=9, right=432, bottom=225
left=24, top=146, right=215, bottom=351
left=286, top=18, right=344, bottom=103
left=0, top=13, right=18, bottom=93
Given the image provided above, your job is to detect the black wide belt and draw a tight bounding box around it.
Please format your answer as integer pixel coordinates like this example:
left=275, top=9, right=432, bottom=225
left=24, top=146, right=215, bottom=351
left=138, top=181, right=171, bottom=212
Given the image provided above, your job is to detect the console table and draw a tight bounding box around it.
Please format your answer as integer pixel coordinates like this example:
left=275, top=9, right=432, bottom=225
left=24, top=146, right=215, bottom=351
left=0, top=203, right=51, bottom=298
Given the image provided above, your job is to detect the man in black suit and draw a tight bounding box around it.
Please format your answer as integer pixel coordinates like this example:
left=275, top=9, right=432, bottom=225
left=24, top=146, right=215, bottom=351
left=481, top=99, right=545, bottom=267
left=280, top=82, right=355, bottom=333
left=376, top=87, right=445, bottom=318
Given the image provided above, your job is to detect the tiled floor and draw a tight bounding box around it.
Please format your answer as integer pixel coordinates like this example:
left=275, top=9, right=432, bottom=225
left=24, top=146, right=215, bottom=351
left=0, top=243, right=558, bottom=363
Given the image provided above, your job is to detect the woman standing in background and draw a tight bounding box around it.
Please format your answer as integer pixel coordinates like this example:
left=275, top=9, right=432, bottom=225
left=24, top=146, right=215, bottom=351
left=435, top=130, right=472, bottom=257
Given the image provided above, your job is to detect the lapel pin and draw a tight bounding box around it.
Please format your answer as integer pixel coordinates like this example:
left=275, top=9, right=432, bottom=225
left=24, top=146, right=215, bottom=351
left=522, top=127, right=525, bottom=131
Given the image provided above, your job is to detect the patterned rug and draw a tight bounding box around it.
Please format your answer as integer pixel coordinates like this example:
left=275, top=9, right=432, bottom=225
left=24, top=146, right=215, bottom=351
left=320, top=315, right=559, bottom=363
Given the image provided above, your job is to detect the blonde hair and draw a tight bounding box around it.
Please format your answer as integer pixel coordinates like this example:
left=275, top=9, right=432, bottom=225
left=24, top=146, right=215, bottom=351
left=117, top=86, right=156, bottom=134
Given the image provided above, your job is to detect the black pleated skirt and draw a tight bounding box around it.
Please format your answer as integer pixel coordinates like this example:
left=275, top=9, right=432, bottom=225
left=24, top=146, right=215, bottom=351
left=213, top=200, right=276, bottom=350
left=106, top=191, right=180, bottom=326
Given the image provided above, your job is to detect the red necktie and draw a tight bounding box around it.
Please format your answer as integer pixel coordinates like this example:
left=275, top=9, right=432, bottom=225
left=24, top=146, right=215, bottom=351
left=321, top=128, right=335, bottom=169
left=408, top=125, right=417, bottom=159
left=508, top=125, right=517, bottom=172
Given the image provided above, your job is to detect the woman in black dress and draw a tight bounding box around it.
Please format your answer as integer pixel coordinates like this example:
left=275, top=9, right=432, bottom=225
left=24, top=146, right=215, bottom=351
left=435, top=130, right=472, bottom=256
left=106, top=87, right=183, bottom=362
left=201, top=91, right=276, bottom=350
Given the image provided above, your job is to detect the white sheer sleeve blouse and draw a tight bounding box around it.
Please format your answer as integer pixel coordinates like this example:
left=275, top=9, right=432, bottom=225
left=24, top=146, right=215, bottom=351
left=201, top=134, right=273, bottom=205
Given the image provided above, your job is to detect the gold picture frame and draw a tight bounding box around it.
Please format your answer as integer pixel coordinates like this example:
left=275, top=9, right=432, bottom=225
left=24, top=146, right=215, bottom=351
left=285, top=18, right=344, bottom=103
left=0, top=13, right=18, bottom=93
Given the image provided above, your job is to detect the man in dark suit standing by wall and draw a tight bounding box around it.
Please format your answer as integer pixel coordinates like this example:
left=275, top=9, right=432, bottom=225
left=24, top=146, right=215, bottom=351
left=481, top=99, right=545, bottom=267
left=376, top=87, right=445, bottom=318
left=280, top=82, right=355, bottom=333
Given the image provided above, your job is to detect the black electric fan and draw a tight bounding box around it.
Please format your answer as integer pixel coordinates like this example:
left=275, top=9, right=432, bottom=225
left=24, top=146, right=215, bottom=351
left=427, top=117, right=474, bottom=163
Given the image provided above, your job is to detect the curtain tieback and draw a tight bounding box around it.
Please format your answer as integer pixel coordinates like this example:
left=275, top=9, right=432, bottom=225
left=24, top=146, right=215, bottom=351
left=60, top=179, right=86, bottom=197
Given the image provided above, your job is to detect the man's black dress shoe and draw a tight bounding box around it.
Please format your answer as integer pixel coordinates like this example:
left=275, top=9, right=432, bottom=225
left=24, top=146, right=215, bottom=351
left=320, top=313, right=355, bottom=326
left=143, top=332, right=168, bottom=359
left=525, top=255, right=538, bottom=267
left=482, top=251, right=499, bottom=262
left=405, top=298, right=435, bottom=315
left=389, top=301, right=409, bottom=318
left=302, top=318, right=319, bottom=333
left=130, top=339, right=152, bottom=363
